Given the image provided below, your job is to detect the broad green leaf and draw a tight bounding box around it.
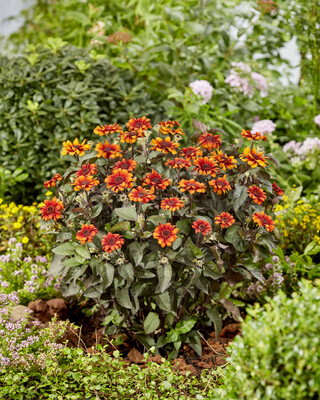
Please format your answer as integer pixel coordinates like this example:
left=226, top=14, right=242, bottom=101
left=147, top=215, right=166, bottom=226
left=118, top=263, right=134, bottom=283
left=96, top=263, right=114, bottom=289
left=153, top=291, right=171, bottom=313
left=52, top=242, right=76, bottom=256
left=185, top=331, right=202, bottom=356
left=114, top=207, right=137, bottom=221
left=75, top=244, right=91, bottom=260
left=176, top=219, right=191, bottom=235
left=115, top=287, right=132, bottom=309
left=225, top=225, right=244, bottom=251
left=156, top=264, right=172, bottom=293
left=129, top=242, right=148, bottom=265
left=62, top=257, right=84, bottom=267
left=166, top=330, right=180, bottom=343
left=232, top=184, right=248, bottom=212
left=91, top=203, right=103, bottom=218
left=111, top=221, right=130, bottom=233
left=219, top=298, right=242, bottom=322
left=49, top=253, right=64, bottom=275
left=184, top=237, right=203, bottom=260
left=144, top=312, right=160, bottom=334
left=175, top=317, right=197, bottom=334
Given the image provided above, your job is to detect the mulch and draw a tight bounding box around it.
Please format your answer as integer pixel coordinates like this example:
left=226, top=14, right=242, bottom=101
left=28, top=298, right=241, bottom=375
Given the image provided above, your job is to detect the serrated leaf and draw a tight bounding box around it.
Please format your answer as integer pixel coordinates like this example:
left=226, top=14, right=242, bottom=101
left=114, top=206, right=137, bottom=221
left=147, top=215, right=166, bottom=226
left=129, top=242, right=148, bottom=265
left=49, top=253, right=64, bottom=275
left=144, top=312, right=160, bottom=334
left=185, top=331, right=202, bottom=356
left=75, top=244, right=91, bottom=260
left=62, top=257, right=84, bottom=267
left=118, top=263, right=134, bottom=283
left=156, top=264, right=172, bottom=293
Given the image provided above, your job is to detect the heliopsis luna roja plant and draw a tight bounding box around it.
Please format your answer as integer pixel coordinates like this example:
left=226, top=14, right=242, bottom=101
left=42, top=117, right=281, bottom=355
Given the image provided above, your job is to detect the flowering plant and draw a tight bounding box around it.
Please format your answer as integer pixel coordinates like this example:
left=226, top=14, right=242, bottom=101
left=0, top=239, right=60, bottom=305
left=0, top=292, right=67, bottom=371
left=0, top=198, right=54, bottom=256
left=43, top=117, right=280, bottom=353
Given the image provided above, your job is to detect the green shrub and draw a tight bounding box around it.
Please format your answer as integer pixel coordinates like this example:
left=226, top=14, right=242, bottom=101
left=216, top=281, right=320, bottom=399
left=43, top=117, right=280, bottom=355
left=0, top=43, right=162, bottom=203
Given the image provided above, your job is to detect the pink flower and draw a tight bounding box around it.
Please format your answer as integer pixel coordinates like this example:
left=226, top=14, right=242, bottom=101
left=189, top=80, right=213, bottom=104
left=252, top=119, right=276, bottom=135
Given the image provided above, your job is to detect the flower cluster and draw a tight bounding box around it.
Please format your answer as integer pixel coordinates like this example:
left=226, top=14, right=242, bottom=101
left=252, top=119, right=276, bottom=135
left=225, top=62, right=268, bottom=97
left=0, top=198, right=54, bottom=256
left=43, top=118, right=279, bottom=253
left=42, top=116, right=279, bottom=350
left=275, top=195, right=320, bottom=253
left=0, top=239, right=60, bottom=305
left=189, top=80, right=214, bottom=104
left=283, top=137, right=320, bottom=158
left=0, top=294, right=67, bottom=371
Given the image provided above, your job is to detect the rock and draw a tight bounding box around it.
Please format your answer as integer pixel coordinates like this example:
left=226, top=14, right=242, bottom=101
left=28, top=298, right=68, bottom=323
left=9, top=305, right=34, bottom=321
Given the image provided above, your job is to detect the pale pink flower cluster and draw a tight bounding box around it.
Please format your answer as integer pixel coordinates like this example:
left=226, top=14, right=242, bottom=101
left=252, top=119, right=276, bottom=135
left=225, top=62, right=268, bottom=97
left=189, top=80, right=214, bottom=104
left=314, top=114, right=320, bottom=126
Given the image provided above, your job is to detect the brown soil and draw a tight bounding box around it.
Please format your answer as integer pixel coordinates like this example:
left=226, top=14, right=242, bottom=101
left=28, top=298, right=241, bottom=375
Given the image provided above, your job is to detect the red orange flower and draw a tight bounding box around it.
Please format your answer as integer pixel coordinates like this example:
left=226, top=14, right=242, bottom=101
left=240, top=147, right=269, bottom=168
left=215, top=212, right=235, bottom=229
left=40, top=198, right=64, bottom=221
left=193, top=157, right=219, bottom=176
left=72, top=175, right=100, bottom=191
left=159, top=120, right=180, bottom=128
left=209, top=175, right=231, bottom=195
left=120, top=131, right=140, bottom=144
left=248, top=186, right=267, bottom=205
left=161, top=197, right=184, bottom=212
left=180, top=146, right=203, bottom=160
left=95, top=140, right=122, bottom=159
left=198, top=132, right=222, bottom=151
left=127, top=116, right=152, bottom=133
left=211, top=150, right=237, bottom=171
left=128, top=186, right=156, bottom=203
left=76, top=163, right=97, bottom=178
left=44, top=173, right=62, bottom=189
left=252, top=211, right=275, bottom=232
left=160, top=126, right=185, bottom=136
left=241, top=129, right=267, bottom=141
left=272, top=182, right=284, bottom=196
left=153, top=223, right=179, bottom=248
left=102, top=232, right=125, bottom=253
left=61, top=138, right=91, bottom=157
left=94, top=123, right=123, bottom=136
left=112, top=158, right=137, bottom=172
left=178, top=179, right=206, bottom=194
left=165, top=158, right=191, bottom=170
left=143, top=170, right=171, bottom=191
left=76, top=224, right=98, bottom=244
left=105, top=169, right=134, bottom=193
left=151, top=137, right=180, bottom=155
left=192, top=219, right=212, bottom=236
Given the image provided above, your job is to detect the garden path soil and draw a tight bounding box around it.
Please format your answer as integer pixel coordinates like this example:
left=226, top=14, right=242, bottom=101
left=28, top=298, right=241, bottom=375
